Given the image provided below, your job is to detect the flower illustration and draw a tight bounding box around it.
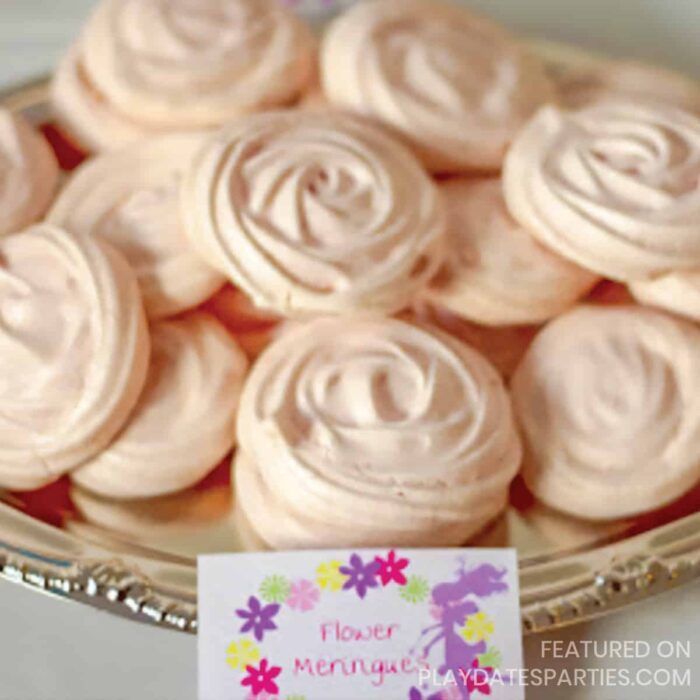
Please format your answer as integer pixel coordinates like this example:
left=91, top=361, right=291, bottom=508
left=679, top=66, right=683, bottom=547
left=375, top=550, right=409, bottom=586
left=463, top=658, right=493, bottom=696
left=316, top=560, right=347, bottom=592
left=260, top=575, right=291, bottom=604
left=339, top=554, right=380, bottom=599
left=477, top=646, right=502, bottom=669
left=461, top=611, right=495, bottom=643
left=236, top=596, right=280, bottom=642
left=286, top=579, right=320, bottom=612
left=399, top=576, right=430, bottom=604
left=241, top=658, right=282, bottom=696
left=429, top=602, right=443, bottom=621
left=226, top=638, right=260, bottom=671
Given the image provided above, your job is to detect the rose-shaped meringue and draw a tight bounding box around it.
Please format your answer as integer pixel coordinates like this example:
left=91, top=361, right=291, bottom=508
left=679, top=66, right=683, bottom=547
left=51, top=43, right=158, bottom=153
left=427, top=178, right=597, bottom=325
left=0, top=110, right=58, bottom=237
left=80, top=0, right=314, bottom=128
left=0, top=224, right=150, bottom=490
left=182, top=111, right=446, bottom=316
left=234, top=317, right=522, bottom=549
left=405, top=300, right=538, bottom=381
left=503, top=101, right=700, bottom=281
left=630, top=270, right=700, bottom=322
left=320, top=0, right=555, bottom=173
left=511, top=305, right=700, bottom=520
left=73, top=314, right=247, bottom=499
left=48, top=134, right=224, bottom=319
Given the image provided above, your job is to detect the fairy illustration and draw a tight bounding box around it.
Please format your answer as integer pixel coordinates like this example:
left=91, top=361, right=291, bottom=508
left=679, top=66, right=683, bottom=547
left=410, top=560, right=509, bottom=700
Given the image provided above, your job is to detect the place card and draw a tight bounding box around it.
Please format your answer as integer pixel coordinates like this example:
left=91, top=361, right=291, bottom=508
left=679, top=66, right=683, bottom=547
left=199, top=548, right=523, bottom=699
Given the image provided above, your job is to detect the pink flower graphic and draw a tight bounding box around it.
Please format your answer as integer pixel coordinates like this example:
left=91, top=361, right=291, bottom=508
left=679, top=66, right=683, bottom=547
left=463, top=658, right=494, bottom=696
left=241, top=659, right=282, bottom=696
left=375, top=550, right=409, bottom=587
left=286, top=579, right=320, bottom=612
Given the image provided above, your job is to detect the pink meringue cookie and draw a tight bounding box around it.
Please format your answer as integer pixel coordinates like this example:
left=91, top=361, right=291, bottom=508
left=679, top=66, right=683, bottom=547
left=51, top=42, right=158, bottom=153
left=79, top=0, right=315, bottom=129
left=181, top=110, right=446, bottom=317
left=512, top=305, right=700, bottom=520
left=47, top=134, right=224, bottom=319
left=427, top=178, right=597, bottom=326
left=320, top=0, right=556, bottom=173
left=503, top=101, right=700, bottom=281
left=234, top=316, right=522, bottom=549
left=73, top=314, right=247, bottom=499
left=0, top=110, right=59, bottom=237
left=405, top=300, right=538, bottom=381
left=629, top=270, right=700, bottom=322
left=547, top=49, right=700, bottom=113
left=0, top=225, right=150, bottom=490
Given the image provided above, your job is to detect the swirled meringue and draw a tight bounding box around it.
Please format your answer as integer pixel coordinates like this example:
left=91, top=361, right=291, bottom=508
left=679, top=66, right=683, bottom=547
left=630, top=270, right=700, bottom=322
left=503, top=102, right=700, bottom=281
left=511, top=305, right=700, bottom=520
left=80, top=0, right=314, bottom=128
left=182, top=111, right=446, bottom=316
left=427, top=178, right=597, bottom=325
left=234, top=317, right=522, bottom=549
left=51, top=42, right=158, bottom=153
left=48, top=134, right=224, bottom=319
left=0, top=224, right=150, bottom=490
left=73, top=314, right=247, bottom=499
left=320, top=0, right=555, bottom=172
left=405, top=300, right=538, bottom=381
left=0, top=110, right=58, bottom=237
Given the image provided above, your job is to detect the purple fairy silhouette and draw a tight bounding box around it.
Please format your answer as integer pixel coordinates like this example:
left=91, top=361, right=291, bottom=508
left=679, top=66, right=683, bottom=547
left=411, top=560, right=508, bottom=700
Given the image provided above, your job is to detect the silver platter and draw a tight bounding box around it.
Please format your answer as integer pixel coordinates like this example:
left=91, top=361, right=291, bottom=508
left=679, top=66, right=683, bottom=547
left=1, top=32, right=699, bottom=636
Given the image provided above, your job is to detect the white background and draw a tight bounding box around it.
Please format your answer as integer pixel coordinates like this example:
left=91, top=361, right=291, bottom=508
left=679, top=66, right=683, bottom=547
left=0, top=1, right=699, bottom=698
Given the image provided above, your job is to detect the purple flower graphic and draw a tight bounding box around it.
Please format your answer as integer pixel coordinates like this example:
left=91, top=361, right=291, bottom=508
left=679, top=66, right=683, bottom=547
left=339, top=554, right=380, bottom=599
left=236, top=596, right=280, bottom=642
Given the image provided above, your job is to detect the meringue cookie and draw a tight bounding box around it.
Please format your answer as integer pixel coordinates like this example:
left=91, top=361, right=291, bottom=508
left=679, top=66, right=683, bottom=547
left=406, top=300, right=538, bottom=381
left=0, top=224, right=150, bottom=490
left=73, top=314, right=247, bottom=499
left=51, top=42, right=157, bottom=153
left=503, top=101, right=700, bottom=281
left=320, top=0, right=555, bottom=172
left=427, top=178, right=597, bottom=325
left=182, top=110, right=446, bottom=316
left=630, top=270, right=700, bottom=322
left=47, top=134, right=224, bottom=319
left=511, top=305, right=700, bottom=520
left=80, top=0, right=314, bottom=128
left=234, top=317, right=522, bottom=549
left=551, top=53, right=700, bottom=113
left=0, top=110, right=59, bottom=237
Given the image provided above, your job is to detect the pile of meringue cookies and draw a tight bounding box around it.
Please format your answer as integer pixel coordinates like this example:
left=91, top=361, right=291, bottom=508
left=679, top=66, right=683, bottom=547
left=2, top=0, right=700, bottom=550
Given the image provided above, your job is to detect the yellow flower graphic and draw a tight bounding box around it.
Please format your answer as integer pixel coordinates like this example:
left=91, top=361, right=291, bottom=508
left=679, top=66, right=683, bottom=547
left=316, top=560, right=347, bottom=592
left=461, top=612, right=495, bottom=643
left=226, top=638, right=260, bottom=671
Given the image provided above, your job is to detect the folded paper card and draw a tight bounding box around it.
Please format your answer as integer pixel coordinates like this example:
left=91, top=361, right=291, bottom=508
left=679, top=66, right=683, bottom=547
left=198, top=548, right=524, bottom=700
